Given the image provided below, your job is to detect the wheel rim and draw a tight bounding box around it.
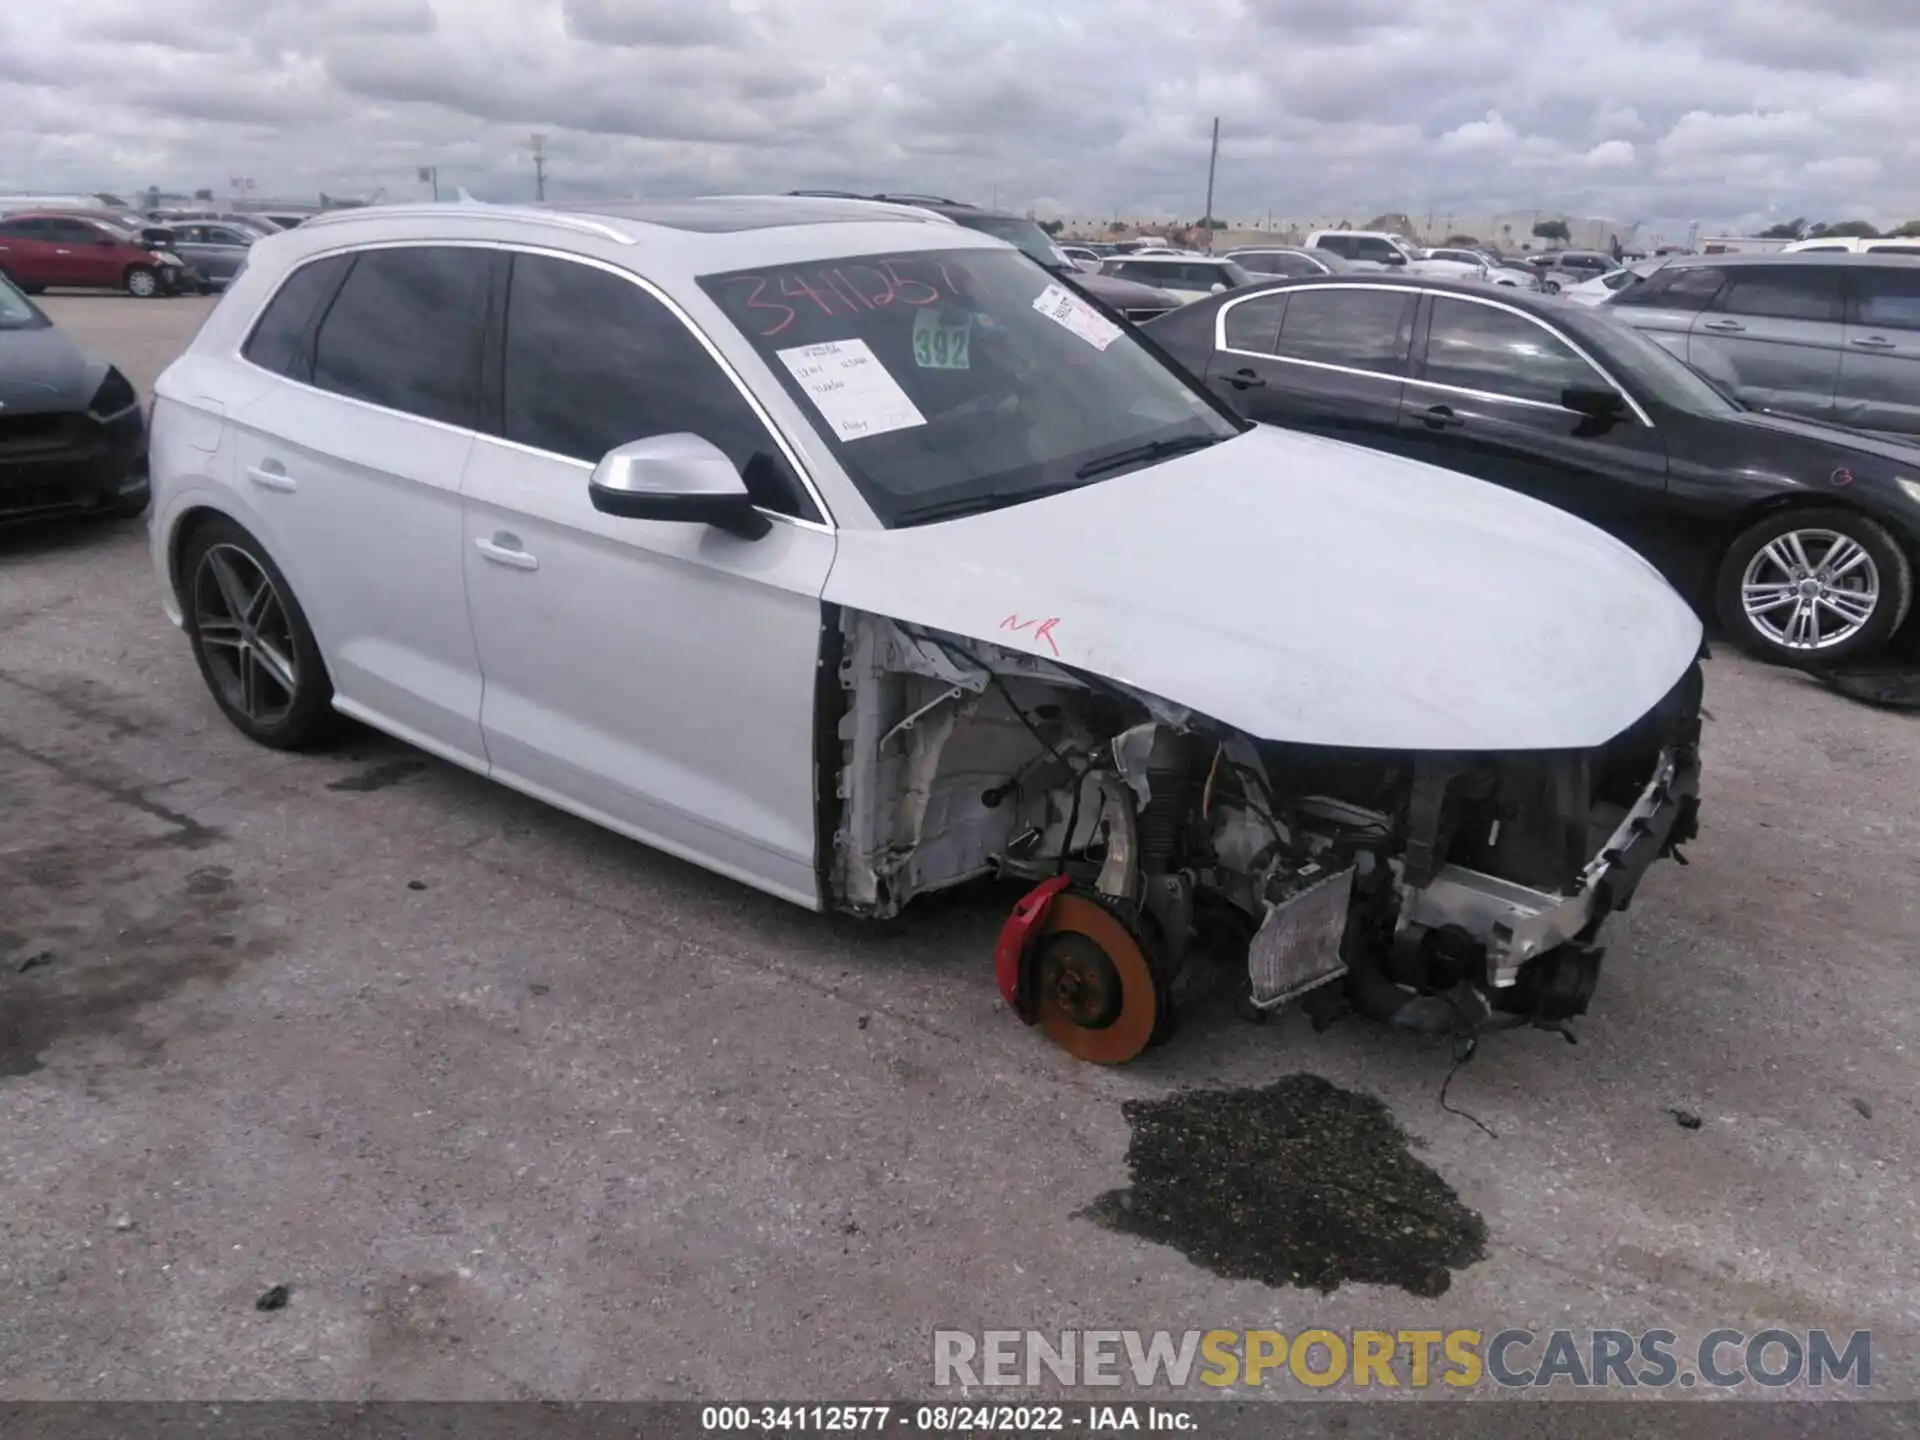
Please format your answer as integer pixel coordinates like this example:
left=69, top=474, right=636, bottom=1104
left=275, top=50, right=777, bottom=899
left=192, top=544, right=299, bottom=724
left=1740, top=528, right=1880, bottom=651
left=128, top=270, right=156, bottom=296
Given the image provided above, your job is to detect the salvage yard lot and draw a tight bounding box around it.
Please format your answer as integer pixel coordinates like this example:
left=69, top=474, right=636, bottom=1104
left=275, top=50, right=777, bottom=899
left=1, top=294, right=1916, bottom=1398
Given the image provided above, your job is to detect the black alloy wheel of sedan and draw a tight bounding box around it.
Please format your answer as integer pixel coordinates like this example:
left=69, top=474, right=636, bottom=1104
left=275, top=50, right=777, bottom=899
left=1141, top=275, right=1920, bottom=667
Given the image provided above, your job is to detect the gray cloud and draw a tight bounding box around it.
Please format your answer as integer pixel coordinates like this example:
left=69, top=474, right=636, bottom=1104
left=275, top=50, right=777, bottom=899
left=1, top=0, right=1916, bottom=236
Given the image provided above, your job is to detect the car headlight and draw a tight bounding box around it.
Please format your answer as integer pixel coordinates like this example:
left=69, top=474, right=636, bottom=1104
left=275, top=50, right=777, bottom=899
left=1898, top=477, right=1920, bottom=507
left=88, top=366, right=140, bottom=420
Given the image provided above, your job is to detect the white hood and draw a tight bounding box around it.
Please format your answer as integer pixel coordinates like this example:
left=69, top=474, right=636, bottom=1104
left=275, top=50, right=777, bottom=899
left=823, top=425, right=1703, bottom=752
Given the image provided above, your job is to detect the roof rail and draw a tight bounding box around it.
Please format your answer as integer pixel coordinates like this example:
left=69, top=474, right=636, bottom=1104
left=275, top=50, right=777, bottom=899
left=871, top=192, right=969, bottom=207
left=297, top=202, right=638, bottom=245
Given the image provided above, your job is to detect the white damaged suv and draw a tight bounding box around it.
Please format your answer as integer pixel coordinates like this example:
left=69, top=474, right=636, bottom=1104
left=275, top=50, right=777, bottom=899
left=147, top=195, right=1705, bottom=1064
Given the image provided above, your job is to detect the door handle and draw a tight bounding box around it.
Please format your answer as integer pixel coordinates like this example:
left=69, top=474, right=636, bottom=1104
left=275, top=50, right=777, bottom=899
left=1225, top=367, right=1267, bottom=389
left=1420, top=404, right=1465, bottom=430
left=245, top=463, right=296, bottom=493
left=1850, top=335, right=1897, bottom=350
left=475, top=534, right=539, bottom=571
left=1701, top=319, right=1745, bottom=333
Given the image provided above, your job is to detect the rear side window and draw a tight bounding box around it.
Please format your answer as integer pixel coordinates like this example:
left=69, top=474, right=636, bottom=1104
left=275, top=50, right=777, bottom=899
left=1712, top=267, right=1840, bottom=321
left=1222, top=294, right=1287, bottom=353
left=241, top=254, right=353, bottom=382
left=499, top=253, right=819, bottom=522
left=1271, top=288, right=1410, bottom=374
left=310, top=246, right=491, bottom=428
left=1846, top=267, right=1920, bottom=332
left=1422, top=297, right=1604, bottom=406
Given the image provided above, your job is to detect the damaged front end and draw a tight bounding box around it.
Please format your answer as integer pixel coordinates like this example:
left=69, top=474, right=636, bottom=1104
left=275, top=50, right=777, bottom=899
left=828, top=610, right=1702, bottom=1064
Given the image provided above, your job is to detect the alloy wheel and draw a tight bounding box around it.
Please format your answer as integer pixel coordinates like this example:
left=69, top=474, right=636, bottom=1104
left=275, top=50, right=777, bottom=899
left=1740, top=528, right=1880, bottom=651
left=191, top=543, right=300, bottom=724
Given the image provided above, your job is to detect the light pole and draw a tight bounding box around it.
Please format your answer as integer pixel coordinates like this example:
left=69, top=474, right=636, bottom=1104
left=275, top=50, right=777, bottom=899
left=419, top=165, right=439, bottom=201
left=1202, top=117, right=1220, bottom=253
left=530, top=134, right=548, bottom=202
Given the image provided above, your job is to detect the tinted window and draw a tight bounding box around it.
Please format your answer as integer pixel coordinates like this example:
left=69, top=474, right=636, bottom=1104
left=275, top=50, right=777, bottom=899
left=1422, top=297, right=1604, bottom=406
left=1313, top=236, right=1356, bottom=258
left=242, top=254, right=353, bottom=382
left=1222, top=294, right=1287, bottom=353
left=1238, top=252, right=1322, bottom=278
left=1612, top=265, right=1725, bottom=311
left=1869, top=244, right=1920, bottom=257
left=1713, top=267, right=1840, bottom=321
left=1847, top=267, right=1920, bottom=331
left=501, top=253, right=818, bottom=521
left=1271, top=288, right=1409, bottom=373
left=5, top=218, right=56, bottom=236
left=310, top=247, right=489, bottom=427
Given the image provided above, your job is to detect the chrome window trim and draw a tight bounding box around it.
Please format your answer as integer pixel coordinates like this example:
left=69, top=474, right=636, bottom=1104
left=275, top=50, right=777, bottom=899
left=1211, top=282, right=1655, bottom=427
left=229, top=238, right=834, bottom=533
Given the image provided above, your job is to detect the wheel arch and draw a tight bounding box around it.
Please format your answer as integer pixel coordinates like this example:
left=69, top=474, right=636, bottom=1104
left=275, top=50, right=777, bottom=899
left=167, top=504, right=342, bottom=691
left=1710, top=490, right=1916, bottom=568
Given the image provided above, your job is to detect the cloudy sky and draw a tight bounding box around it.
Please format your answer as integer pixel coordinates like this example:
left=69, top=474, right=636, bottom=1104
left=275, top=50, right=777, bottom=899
left=3, top=0, right=1917, bottom=235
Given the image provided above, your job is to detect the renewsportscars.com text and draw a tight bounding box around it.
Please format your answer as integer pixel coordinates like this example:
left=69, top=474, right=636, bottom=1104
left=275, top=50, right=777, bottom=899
left=933, top=1328, right=1872, bottom=1391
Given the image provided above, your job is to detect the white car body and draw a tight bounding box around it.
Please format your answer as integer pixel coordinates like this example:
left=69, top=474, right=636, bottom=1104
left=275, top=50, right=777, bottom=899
left=1780, top=236, right=1920, bottom=255
left=1560, top=258, right=1667, bottom=306
left=1095, top=254, right=1248, bottom=302
left=146, top=196, right=1704, bottom=1058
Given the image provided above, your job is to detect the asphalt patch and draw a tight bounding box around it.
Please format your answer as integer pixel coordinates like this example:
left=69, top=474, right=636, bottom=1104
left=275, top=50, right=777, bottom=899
left=1085, top=1074, right=1487, bottom=1297
left=327, top=759, right=431, bottom=793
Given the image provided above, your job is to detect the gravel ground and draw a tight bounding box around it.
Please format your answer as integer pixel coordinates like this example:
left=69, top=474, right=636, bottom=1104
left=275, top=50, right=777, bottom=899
left=0, top=294, right=1915, bottom=1401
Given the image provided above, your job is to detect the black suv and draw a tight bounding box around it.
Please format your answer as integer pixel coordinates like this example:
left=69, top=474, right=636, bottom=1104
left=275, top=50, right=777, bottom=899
left=787, top=192, right=1182, bottom=322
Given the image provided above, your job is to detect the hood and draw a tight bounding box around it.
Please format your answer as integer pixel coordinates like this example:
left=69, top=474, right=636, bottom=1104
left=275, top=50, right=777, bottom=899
left=1728, top=408, right=1920, bottom=466
left=0, top=325, right=105, bottom=414
left=823, top=425, right=1703, bottom=752
left=1076, top=269, right=1179, bottom=308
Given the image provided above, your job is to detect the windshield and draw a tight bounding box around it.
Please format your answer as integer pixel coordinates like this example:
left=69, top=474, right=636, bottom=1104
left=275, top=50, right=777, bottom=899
left=1586, top=315, right=1737, bottom=415
left=700, top=247, right=1244, bottom=527
left=0, top=270, right=47, bottom=328
left=947, top=213, right=1066, bottom=268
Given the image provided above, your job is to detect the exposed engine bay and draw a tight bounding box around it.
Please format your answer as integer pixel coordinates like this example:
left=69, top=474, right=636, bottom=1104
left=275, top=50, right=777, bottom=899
left=827, top=610, right=1703, bottom=1064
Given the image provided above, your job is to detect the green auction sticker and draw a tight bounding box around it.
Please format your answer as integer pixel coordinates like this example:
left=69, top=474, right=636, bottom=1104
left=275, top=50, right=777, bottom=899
left=912, top=308, right=971, bottom=369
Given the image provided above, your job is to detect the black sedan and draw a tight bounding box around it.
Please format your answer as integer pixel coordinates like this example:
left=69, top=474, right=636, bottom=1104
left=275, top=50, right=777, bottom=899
left=1144, top=275, right=1920, bottom=667
left=0, top=273, right=148, bottom=522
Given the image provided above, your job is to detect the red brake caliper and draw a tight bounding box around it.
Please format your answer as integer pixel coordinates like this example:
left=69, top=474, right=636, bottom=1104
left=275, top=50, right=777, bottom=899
left=995, top=875, right=1072, bottom=1022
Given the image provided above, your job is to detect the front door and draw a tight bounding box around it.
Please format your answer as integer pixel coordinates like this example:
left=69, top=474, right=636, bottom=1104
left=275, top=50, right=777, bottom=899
left=1837, top=263, right=1920, bottom=438
left=1395, top=292, right=1676, bottom=579
left=1687, top=263, right=1844, bottom=422
left=223, top=244, right=492, bottom=765
left=1204, top=284, right=1414, bottom=453
left=460, top=250, right=834, bottom=909
left=51, top=219, right=124, bottom=289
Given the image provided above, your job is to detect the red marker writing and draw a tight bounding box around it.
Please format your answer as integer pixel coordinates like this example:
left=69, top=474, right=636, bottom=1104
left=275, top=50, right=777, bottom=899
left=1000, top=613, right=1062, bottom=657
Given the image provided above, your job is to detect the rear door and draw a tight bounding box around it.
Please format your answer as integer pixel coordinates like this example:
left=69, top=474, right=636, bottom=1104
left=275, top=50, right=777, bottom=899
left=1394, top=293, right=1672, bottom=565
left=226, top=244, right=493, bottom=765
left=1837, top=263, right=1920, bottom=437
left=1204, top=283, right=1413, bottom=450
left=0, top=219, right=67, bottom=287
left=1689, top=264, right=1844, bottom=421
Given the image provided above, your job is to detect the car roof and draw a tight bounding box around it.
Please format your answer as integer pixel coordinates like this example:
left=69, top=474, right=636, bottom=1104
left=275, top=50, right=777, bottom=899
left=1655, top=250, right=1920, bottom=269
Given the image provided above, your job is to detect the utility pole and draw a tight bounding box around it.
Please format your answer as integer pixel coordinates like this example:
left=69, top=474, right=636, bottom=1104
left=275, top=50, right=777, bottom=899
left=530, top=133, right=548, bottom=202
left=1202, top=116, right=1220, bottom=254
left=419, top=165, right=439, bottom=201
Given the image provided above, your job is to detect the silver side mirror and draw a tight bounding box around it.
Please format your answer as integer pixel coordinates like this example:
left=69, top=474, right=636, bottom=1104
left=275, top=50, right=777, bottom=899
left=587, top=433, right=769, bottom=540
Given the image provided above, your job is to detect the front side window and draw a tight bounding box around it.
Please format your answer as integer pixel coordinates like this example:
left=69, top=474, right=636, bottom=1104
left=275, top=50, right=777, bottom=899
left=699, top=247, right=1242, bottom=527
left=1222, top=294, right=1287, bottom=353
left=499, top=253, right=818, bottom=521
left=1611, top=265, right=1725, bottom=311
left=309, top=246, right=490, bottom=428
left=1846, top=267, right=1920, bottom=331
left=241, top=254, right=353, bottom=382
left=1422, top=297, right=1605, bottom=406
left=1270, top=288, right=1411, bottom=373
left=1712, top=267, right=1840, bottom=322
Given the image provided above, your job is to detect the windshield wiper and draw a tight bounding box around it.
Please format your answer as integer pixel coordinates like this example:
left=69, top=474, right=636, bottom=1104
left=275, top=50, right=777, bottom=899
left=892, top=480, right=1093, bottom=527
left=1073, top=433, right=1225, bottom=480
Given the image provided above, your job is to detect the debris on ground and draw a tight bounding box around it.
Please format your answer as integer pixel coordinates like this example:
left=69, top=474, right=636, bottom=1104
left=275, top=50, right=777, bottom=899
left=109, top=1214, right=135, bottom=1231
left=1667, top=1107, right=1704, bottom=1130
left=1851, top=1098, right=1873, bottom=1120
left=255, top=1284, right=291, bottom=1311
left=406, top=880, right=428, bottom=891
left=1810, top=661, right=1920, bottom=712
left=528, top=983, right=550, bottom=996
left=16, top=950, right=55, bottom=974
left=857, top=1013, right=871, bottom=1030
left=1085, top=1074, right=1487, bottom=1297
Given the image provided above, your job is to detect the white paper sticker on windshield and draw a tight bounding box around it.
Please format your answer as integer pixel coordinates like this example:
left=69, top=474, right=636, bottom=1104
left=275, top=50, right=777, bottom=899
left=776, top=339, right=925, bottom=442
left=1032, top=283, right=1123, bottom=351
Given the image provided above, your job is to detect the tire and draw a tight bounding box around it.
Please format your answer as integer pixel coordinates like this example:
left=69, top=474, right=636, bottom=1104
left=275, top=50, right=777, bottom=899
left=123, top=265, right=160, bottom=298
left=1714, top=507, right=1913, bottom=667
left=180, top=517, right=341, bottom=749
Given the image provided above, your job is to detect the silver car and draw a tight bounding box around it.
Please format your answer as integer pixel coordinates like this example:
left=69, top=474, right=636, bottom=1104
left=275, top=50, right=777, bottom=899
left=165, top=221, right=257, bottom=292
left=1601, top=252, right=1920, bottom=439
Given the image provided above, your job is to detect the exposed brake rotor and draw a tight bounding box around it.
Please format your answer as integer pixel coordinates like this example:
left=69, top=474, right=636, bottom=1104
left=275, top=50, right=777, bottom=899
left=1034, top=892, right=1164, bottom=1065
